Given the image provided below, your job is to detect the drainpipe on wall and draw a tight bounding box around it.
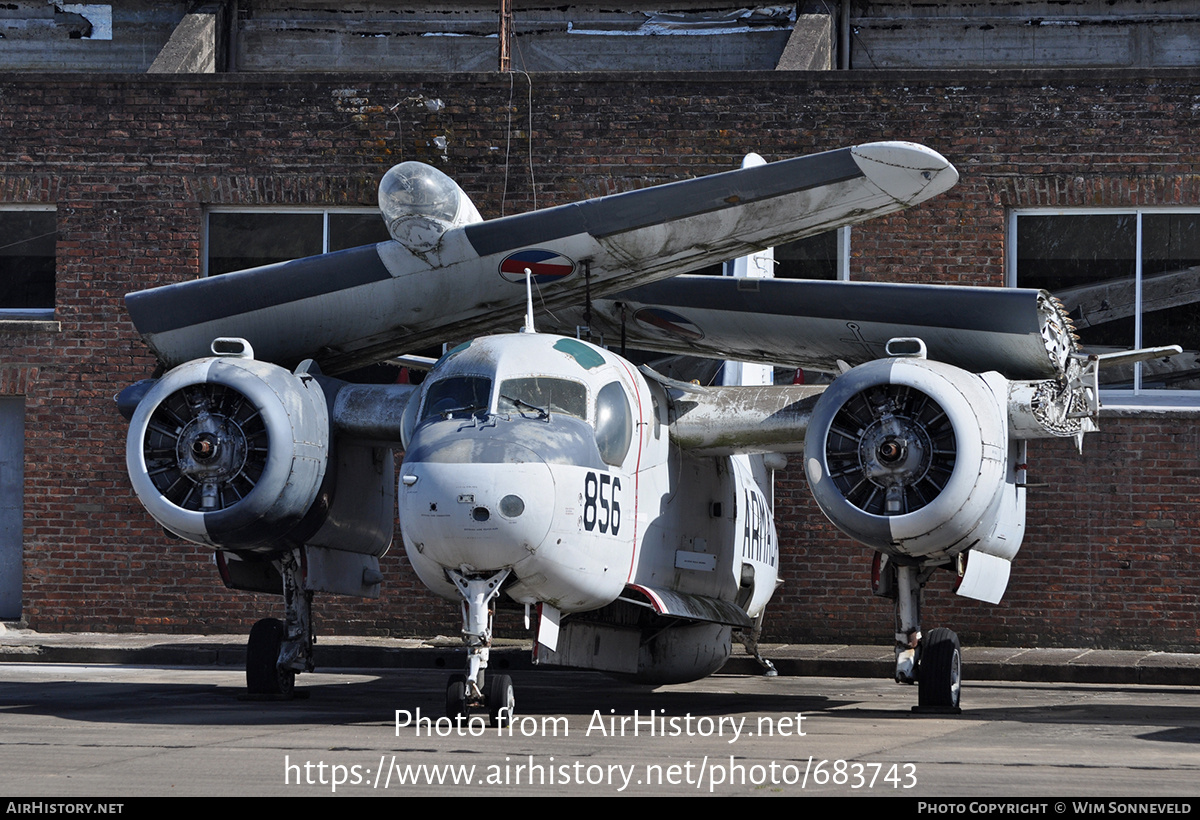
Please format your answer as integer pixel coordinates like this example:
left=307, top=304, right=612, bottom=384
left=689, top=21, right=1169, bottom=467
left=226, top=0, right=238, bottom=72
left=839, top=0, right=850, bottom=69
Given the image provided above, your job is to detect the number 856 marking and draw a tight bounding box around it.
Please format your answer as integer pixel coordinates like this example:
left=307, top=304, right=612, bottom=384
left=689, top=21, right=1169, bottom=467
left=583, top=472, right=621, bottom=535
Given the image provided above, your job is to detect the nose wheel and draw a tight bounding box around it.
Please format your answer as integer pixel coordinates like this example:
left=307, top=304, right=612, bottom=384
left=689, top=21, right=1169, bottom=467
left=445, top=671, right=515, bottom=728
left=486, top=673, right=515, bottom=728
left=446, top=673, right=468, bottom=720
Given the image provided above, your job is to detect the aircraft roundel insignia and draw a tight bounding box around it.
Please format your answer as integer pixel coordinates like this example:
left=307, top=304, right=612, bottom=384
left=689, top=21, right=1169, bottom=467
left=498, top=249, right=577, bottom=284
left=632, top=308, right=705, bottom=341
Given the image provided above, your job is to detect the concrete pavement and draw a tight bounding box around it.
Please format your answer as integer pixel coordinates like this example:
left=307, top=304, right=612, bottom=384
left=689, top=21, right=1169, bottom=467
left=1, top=623, right=1197, bottom=686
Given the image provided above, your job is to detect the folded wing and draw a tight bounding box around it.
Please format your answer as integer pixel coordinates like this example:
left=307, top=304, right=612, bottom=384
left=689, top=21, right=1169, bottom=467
left=126, top=142, right=957, bottom=374
left=544, top=276, right=1078, bottom=381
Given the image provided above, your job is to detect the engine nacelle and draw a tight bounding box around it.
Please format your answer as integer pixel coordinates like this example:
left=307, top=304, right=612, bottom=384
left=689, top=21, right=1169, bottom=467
left=803, top=356, right=1023, bottom=565
left=125, top=356, right=331, bottom=553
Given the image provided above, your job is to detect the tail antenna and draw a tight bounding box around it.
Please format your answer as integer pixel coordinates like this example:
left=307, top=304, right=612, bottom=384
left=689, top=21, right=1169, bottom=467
left=522, top=267, right=536, bottom=333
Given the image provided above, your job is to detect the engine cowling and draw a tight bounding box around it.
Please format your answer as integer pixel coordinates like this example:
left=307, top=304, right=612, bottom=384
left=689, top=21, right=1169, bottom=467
left=125, top=356, right=331, bottom=553
left=803, top=356, right=1023, bottom=564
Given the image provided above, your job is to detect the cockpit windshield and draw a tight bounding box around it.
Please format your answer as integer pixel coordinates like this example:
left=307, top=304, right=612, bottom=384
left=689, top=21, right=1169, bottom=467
left=498, top=377, right=588, bottom=420
left=421, top=376, right=492, bottom=421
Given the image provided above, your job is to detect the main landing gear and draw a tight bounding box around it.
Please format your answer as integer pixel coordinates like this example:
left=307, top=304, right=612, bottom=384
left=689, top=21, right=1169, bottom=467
left=444, top=568, right=515, bottom=727
left=879, top=555, right=962, bottom=713
left=245, top=551, right=314, bottom=698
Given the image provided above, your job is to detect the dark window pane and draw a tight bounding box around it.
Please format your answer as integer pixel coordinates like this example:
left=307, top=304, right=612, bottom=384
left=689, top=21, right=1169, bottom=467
left=0, top=210, right=55, bottom=311
left=208, top=212, right=323, bottom=275
left=1016, top=213, right=1200, bottom=391
left=704, top=229, right=841, bottom=279
left=1140, top=214, right=1200, bottom=389
left=1016, top=214, right=1136, bottom=387
left=776, top=231, right=839, bottom=280
left=329, top=212, right=391, bottom=252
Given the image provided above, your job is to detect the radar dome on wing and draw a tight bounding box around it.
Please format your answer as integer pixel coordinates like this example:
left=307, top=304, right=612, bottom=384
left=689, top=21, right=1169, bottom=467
left=378, top=162, right=482, bottom=251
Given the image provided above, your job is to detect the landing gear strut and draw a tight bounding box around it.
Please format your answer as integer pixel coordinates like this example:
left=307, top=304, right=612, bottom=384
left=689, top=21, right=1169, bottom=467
left=737, top=610, right=778, bottom=677
left=246, top=550, right=315, bottom=697
left=887, top=558, right=961, bottom=714
left=445, top=568, right=514, bottom=727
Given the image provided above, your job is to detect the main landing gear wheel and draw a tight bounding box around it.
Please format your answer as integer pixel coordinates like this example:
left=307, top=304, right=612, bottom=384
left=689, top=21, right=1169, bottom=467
left=916, top=627, right=961, bottom=713
left=446, top=673, right=469, bottom=721
left=246, top=617, right=296, bottom=698
left=486, top=673, right=514, bottom=728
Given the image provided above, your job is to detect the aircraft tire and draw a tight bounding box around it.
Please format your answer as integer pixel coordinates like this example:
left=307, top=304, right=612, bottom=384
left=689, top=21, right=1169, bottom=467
left=246, top=617, right=295, bottom=697
left=918, top=628, right=961, bottom=710
left=446, top=674, right=468, bottom=721
left=486, top=673, right=515, bottom=728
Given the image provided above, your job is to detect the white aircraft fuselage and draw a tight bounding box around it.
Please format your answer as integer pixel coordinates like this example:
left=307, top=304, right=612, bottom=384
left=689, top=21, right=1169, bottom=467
left=399, top=332, right=777, bottom=639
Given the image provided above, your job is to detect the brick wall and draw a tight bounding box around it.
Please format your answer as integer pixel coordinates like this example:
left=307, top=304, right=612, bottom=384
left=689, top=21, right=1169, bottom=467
left=1, top=70, right=1198, bottom=650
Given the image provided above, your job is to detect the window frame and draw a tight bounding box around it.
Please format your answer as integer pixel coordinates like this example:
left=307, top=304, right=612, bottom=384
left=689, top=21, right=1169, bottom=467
left=0, top=205, right=56, bottom=320
left=203, top=207, right=386, bottom=277
left=1007, top=207, right=1200, bottom=406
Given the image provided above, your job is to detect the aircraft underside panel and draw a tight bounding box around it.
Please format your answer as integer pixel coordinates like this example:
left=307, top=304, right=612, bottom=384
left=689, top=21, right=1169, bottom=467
left=537, top=610, right=733, bottom=684
left=623, top=583, right=755, bottom=629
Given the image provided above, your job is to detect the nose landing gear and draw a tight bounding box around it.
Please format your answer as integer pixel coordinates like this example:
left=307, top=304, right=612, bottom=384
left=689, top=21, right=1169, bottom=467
left=445, top=568, right=515, bottom=727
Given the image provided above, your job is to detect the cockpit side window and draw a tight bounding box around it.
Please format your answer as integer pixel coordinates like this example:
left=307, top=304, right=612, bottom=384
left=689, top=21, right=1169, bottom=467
left=498, top=377, right=587, bottom=420
left=420, top=376, right=493, bottom=421
left=594, top=380, right=633, bottom=467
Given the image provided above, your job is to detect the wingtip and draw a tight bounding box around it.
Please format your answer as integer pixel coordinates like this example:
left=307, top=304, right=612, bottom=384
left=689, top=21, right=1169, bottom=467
left=850, top=141, right=960, bottom=206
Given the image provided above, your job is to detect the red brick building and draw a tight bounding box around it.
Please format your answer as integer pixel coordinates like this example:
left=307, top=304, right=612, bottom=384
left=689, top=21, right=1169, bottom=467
left=1, top=69, right=1198, bottom=650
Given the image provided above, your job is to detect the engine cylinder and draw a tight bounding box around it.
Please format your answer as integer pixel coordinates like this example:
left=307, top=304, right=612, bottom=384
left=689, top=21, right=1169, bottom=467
left=126, top=357, right=330, bottom=552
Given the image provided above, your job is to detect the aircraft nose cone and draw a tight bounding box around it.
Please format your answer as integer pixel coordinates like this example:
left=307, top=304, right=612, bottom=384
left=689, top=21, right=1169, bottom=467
left=399, top=454, right=555, bottom=572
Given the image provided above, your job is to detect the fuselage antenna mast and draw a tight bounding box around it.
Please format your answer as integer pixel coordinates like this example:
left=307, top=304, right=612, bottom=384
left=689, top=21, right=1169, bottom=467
left=522, top=267, right=535, bottom=333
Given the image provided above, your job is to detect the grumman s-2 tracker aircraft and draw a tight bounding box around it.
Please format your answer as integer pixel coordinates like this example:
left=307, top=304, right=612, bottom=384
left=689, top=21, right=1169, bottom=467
left=117, top=142, right=1167, bottom=720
